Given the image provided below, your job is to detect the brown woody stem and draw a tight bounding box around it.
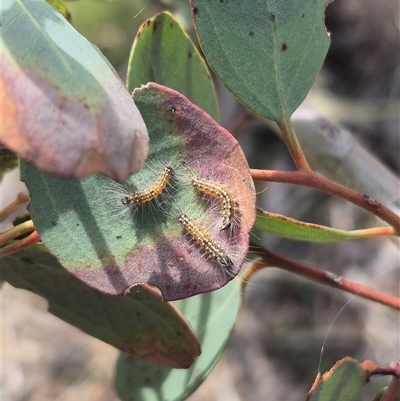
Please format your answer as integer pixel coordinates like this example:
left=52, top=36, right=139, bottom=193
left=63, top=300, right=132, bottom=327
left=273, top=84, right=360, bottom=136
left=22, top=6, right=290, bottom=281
left=243, top=245, right=400, bottom=311
left=0, top=192, right=30, bottom=222
left=250, top=169, right=400, bottom=233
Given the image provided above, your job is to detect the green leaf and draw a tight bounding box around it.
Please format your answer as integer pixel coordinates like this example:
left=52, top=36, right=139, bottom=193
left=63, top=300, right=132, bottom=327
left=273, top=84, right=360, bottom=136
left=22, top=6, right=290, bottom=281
left=1, top=0, right=148, bottom=182
left=255, top=209, right=383, bottom=243
left=309, top=358, right=368, bottom=401
left=1, top=244, right=200, bottom=368
left=191, top=0, right=330, bottom=123
left=21, top=83, right=256, bottom=301
left=127, top=11, right=218, bottom=121
left=115, top=278, right=242, bottom=401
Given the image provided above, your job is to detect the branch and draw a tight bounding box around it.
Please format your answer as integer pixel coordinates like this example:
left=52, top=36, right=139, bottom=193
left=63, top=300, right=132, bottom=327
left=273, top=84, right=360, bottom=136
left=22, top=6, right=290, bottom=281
left=0, top=230, right=41, bottom=257
left=251, top=169, right=400, bottom=233
left=0, top=220, right=35, bottom=247
left=291, top=105, right=400, bottom=216
left=0, top=192, right=30, bottom=222
left=360, top=361, right=400, bottom=401
left=243, top=245, right=400, bottom=311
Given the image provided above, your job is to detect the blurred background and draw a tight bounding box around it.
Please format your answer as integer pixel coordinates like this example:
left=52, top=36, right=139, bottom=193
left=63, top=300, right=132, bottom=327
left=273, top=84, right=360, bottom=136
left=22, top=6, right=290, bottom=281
left=2, top=0, right=399, bottom=400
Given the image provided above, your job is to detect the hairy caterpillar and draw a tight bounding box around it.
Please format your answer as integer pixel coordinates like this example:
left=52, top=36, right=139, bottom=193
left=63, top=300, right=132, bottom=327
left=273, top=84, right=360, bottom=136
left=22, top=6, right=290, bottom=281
left=191, top=177, right=239, bottom=230
left=121, top=165, right=173, bottom=207
left=178, top=212, right=232, bottom=267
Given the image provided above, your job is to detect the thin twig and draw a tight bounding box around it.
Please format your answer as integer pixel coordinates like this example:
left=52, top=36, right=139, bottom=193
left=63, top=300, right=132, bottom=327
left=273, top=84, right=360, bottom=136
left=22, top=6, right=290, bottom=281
left=0, top=230, right=40, bottom=257
left=251, top=169, right=400, bottom=233
left=0, top=220, right=35, bottom=247
left=243, top=245, right=400, bottom=311
left=0, top=192, right=30, bottom=222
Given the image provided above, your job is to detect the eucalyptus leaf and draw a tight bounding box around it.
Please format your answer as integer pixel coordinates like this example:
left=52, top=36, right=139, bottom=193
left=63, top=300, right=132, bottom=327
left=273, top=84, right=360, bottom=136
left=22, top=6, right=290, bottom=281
left=21, top=84, right=256, bottom=301
left=191, top=0, right=330, bottom=124
left=309, top=358, right=368, bottom=401
left=115, top=278, right=242, bottom=401
left=255, top=209, right=385, bottom=243
left=127, top=11, right=218, bottom=121
left=1, top=244, right=200, bottom=368
left=1, top=0, right=148, bottom=182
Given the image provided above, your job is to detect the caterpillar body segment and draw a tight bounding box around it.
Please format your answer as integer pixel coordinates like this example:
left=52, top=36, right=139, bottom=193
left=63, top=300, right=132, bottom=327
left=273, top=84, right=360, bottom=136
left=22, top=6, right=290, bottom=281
left=121, top=166, right=173, bottom=208
left=178, top=212, right=232, bottom=267
left=191, top=177, right=238, bottom=230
